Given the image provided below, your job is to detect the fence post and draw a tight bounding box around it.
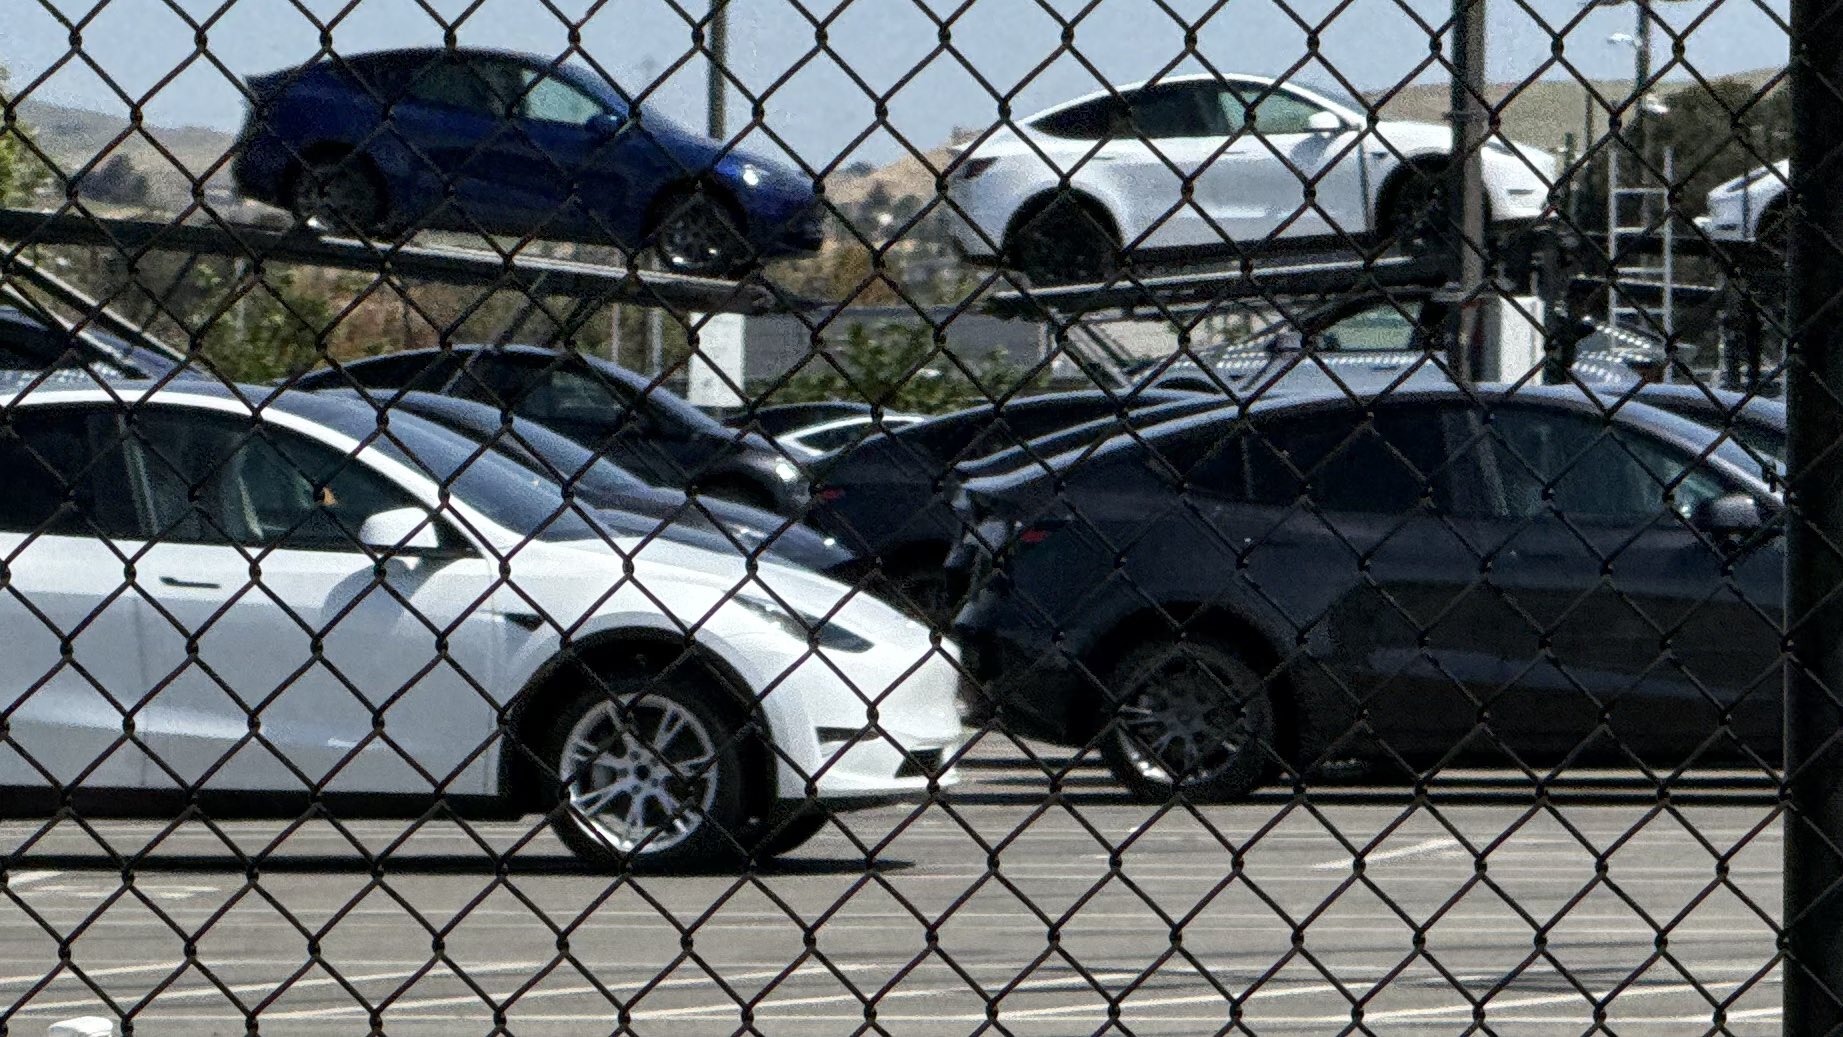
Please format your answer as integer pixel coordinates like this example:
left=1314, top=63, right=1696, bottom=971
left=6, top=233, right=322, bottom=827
left=1783, top=0, right=1843, bottom=1033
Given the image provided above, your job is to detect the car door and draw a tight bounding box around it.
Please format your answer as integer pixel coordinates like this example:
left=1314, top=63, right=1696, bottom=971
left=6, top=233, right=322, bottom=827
left=0, top=406, right=156, bottom=792
left=1215, top=83, right=1367, bottom=240
left=501, top=64, right=647, bottom=244
left=1453, top=404, right=1783, bottom=765
left=1204, top=404, right=1498, bottom=761
left=1104, top=82, right=1233, bottom=250
left=395, top=53, right=550, bottom=231
left=126, top=405, right=509, bottom=798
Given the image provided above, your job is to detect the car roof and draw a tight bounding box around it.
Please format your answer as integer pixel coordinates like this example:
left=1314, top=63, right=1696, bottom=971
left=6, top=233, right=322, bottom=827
left=1024, top=73, right=1359, bottom=128
left=1005, top=383, right=1774, bottom=491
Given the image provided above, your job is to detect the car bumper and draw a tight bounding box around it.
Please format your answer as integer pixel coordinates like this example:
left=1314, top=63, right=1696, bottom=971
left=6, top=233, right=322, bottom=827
left=944, top=181, right=1009, bottom=261
left=1700, top=196, right=1755, bottom=241
left=732, top=631, right=969, bottom=799
left=950, top=589, right=1091, bottom=744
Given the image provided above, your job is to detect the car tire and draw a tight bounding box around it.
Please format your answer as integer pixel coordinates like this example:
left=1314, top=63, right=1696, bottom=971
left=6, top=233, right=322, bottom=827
left=542, top=672, right=751, bottom=870
left=651, top=188, right=751, bottom=277
left=287, top=151, right=389, bottom=236
left=1099, top=639, right=1278, bottom=803
left=1003, top=195, right=1121, bottom=286
left=745, top=807, right=830, bottom=860
left=1383, top=167, right=1459, bottom=256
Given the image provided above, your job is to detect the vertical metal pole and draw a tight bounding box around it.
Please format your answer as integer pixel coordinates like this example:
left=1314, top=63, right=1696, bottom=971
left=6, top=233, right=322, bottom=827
left=707, top=0, right=729, bottom=141
left=1446, top=0, right=1489, bottom=384
left=1661, top=147, right=1675, bottom=342
left=1784, top=0, right=1843, bottom=1030
left=1631, top=5, right=1652, bottom=164
left=1607, top=148, right=1620, bottom=331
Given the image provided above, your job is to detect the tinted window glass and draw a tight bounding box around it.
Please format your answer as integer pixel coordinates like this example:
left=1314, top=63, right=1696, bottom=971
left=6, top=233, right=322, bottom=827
left=1478, top=408, right=1728, bottom=522
left=406, top=59, right=497, bottom=113
left=0, top=408, right=138, bottom=537
left=1033, top=99, right=1121, bottom=141
left=126, top=408, right=420, bottom=549
left=1247, top=407, right=1447, bottom=513
left=1231, top=86, right=1329, bottom=135
left=1128, top=83, right=1223, bottom=139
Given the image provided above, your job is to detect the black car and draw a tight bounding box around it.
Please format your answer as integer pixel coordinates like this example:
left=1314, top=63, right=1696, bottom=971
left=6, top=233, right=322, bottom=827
left=1624, top=383, right=1785, bottom=461
left=0, top=306, right=197, bottom=389
left=290, top=346, right=808, bottom=514
left=950, top=385, right=1782, bottom=801
left=333, top=390, right=856, bottom=577
left=805, top=388, right=1207, bottom=616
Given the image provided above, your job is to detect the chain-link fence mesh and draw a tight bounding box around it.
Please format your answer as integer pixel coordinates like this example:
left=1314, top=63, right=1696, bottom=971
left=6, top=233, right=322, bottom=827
left=0, top=0, right=1829, bottom=1032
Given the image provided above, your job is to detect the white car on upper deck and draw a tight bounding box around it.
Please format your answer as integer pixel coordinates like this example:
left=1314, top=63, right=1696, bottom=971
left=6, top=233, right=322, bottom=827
left=944, top=73, right=1556, bottom=281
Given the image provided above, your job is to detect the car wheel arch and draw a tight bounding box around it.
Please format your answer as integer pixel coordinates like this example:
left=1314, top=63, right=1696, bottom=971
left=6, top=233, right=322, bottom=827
left=1075, top=604, right=1302, bottom=764
left=1001, top=188, right=1123, bottom=251
left=496, top=627, right=776, bottom=820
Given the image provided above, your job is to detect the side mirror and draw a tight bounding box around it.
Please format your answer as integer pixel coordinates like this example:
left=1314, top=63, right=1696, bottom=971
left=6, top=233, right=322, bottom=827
left=586, top=111, right=625, bottom=137
left=1306, top=110, right=1346, bottom=134
left=1693, top=493, right=1767, bottom=537
left=360, top=507, right=442, bottom=554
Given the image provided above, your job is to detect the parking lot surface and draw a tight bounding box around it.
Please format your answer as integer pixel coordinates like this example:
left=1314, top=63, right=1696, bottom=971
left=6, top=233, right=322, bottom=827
left=1, top=740, right=1783, bottom=1037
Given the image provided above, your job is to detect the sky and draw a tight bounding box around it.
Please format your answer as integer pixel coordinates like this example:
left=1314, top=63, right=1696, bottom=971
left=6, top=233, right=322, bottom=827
left=2, top=0, right=1794, bottom=170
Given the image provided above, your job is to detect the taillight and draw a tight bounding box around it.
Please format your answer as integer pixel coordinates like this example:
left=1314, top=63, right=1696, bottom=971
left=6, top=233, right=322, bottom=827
left=1017, top=526, right=1053, bottom=545
left=817, top=487, right=845, bottom=502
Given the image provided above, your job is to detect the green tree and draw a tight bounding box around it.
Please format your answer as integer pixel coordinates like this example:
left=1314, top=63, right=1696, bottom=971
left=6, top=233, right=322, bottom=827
left=0, top=63, right=48, bottom=205
left=765, top=320, right=1033, bottom=414
left=190, top=265, right=334, bottom=382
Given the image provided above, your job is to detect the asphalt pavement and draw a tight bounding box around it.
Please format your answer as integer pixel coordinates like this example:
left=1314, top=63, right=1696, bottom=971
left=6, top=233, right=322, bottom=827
left=0, top=737, right=1785, bottom=1037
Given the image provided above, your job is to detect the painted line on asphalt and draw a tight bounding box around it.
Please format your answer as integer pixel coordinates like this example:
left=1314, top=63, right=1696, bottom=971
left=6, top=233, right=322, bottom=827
left=1311, top=837, right=1465, bottom=870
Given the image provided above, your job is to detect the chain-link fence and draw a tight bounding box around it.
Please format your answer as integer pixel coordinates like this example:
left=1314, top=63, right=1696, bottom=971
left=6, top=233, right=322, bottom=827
left=1, top=0, right=1836, bottom=1032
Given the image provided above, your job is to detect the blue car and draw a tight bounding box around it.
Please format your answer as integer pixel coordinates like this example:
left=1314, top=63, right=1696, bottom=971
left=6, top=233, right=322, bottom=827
left=231, top=48, right=823, bottom=275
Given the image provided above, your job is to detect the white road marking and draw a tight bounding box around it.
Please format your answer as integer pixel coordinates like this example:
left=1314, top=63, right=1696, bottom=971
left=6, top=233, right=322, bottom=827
left=1311, top=836, right=1465, bottom=870
left=4, top=871, right=64, bottom=889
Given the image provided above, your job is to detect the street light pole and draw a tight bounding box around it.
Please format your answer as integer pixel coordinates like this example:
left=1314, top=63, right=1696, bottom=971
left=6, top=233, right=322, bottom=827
left=707, top=0, right=729, bottom=140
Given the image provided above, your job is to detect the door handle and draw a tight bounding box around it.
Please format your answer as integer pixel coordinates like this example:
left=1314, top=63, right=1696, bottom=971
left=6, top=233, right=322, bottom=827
left=159, top=576, right=222, bottom=590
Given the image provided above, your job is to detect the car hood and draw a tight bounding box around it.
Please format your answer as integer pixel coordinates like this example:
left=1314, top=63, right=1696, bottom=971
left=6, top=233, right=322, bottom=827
left=552, top=533, right=922, bottom=637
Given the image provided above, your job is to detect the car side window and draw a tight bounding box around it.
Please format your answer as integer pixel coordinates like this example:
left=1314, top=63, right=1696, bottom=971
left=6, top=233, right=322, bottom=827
left=1246, top=408, right=1447, bottom=513
left=1032, top=98, right=1120, bottom=141
left=1312, top=302, right=1423, bottom=353
left=479, top=358, right=641, bottom=425
left=406, top=58, right=497, bottom=113
left=1477, top=408, right=1729, bottom=522
left=1125, top=83, right=1224, bottom=140
left=1231, top=85, right=1328, bottom=136
left=518, top=69, right=605, bottom=125
left=0, top=408, right=140, bottom=538
left=126, top=409, right=422, bottom=550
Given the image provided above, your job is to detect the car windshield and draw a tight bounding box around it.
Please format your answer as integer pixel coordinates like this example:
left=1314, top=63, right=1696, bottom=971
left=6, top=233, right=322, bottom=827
left=274, top=393, right=602, bottom=542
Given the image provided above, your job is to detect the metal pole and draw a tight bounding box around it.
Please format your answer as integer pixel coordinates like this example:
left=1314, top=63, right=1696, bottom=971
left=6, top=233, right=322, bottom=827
left=706, top=0, right=729, bottom=141
left=1445, top=0, right=1489, bottom=384
left=1784, top=0, right=1843, bottom=1029
left=1631, top=5, right=1652, bottom=163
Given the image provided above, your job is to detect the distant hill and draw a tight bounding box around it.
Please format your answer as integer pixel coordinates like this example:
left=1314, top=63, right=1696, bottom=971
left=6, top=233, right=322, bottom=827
left=19, top=99, right=242, bottom=206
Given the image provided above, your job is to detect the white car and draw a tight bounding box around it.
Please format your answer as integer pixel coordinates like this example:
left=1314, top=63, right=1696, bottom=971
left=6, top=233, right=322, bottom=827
left=777, top=413, right=924, bottom=458
left=0, top=386, right=964, bottom=867
left=945, top=73, right=1556, bottom=280
left=1698, top=160, right=1788, bottom=247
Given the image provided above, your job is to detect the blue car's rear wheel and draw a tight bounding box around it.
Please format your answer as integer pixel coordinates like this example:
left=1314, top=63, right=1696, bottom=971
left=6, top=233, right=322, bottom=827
left=287, top=151, right=389, bottom=236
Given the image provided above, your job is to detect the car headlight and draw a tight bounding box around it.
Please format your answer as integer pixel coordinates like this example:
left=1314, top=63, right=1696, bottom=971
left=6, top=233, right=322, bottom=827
left=739, top=163, right=764, bottom=188
left=733, top=593, right=874, bottom=653
left=773, top=458, right=801, bottom=483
